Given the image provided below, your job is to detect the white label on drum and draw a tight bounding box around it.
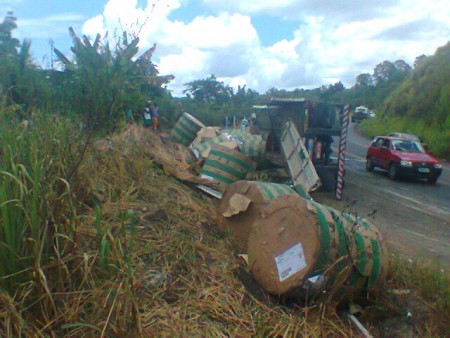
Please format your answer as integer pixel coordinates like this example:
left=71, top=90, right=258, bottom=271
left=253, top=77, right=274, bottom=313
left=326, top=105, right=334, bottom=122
left=275, top=242, right=307, bottom=282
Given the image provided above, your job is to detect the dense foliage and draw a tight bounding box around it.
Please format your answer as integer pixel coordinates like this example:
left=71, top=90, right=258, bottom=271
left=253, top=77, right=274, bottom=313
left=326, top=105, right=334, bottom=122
left=383, top=42, right=450, bottom=124
left=180, top=76, right=265, bottom=125
left=0, top=13, right=174, bottom=133
left=361, top=43, right=450, bottom=158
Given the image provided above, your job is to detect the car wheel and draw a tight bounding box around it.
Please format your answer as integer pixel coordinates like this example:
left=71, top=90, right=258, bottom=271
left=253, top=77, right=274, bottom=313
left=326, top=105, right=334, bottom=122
left=366, top=157, right=374, bottom=172
left=388, top=163, right=398, bottom=180
left=427, top=176, right=438, bottom=184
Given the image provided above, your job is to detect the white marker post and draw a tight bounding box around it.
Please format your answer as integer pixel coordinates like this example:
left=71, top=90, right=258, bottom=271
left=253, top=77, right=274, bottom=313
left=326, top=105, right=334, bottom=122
left=336, top=104, right=350, bottom=200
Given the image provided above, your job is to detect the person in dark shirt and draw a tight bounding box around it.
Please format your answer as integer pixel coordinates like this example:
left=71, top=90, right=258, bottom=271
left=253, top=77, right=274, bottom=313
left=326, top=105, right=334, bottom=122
left=151, top=103, right=160, bottom=131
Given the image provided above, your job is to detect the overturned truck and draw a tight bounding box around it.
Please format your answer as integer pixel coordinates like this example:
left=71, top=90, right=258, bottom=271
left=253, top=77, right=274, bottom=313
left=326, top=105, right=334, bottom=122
left=255, top=98, right=347, bottom=193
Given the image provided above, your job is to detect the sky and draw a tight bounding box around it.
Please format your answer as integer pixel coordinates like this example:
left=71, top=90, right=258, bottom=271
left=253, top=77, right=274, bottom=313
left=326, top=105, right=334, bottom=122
left=3, top=0, right=450, bottom=96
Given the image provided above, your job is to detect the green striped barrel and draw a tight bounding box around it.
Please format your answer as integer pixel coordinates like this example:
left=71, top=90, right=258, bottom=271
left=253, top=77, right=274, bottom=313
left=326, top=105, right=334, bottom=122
left=194, top=135, right=228, bottom=158
left=200, top=145, right=256, bottom=193
left=248, top=181, right=298, bottom=200
left=169, top=112, right=205, bottom=146
left=217, top=181, right=388, bottom=298
left=239, top=136, right=266, bottom=164
left=339, top=211, right=388, bottom=289
left=305, top=203, right=388, bottom=300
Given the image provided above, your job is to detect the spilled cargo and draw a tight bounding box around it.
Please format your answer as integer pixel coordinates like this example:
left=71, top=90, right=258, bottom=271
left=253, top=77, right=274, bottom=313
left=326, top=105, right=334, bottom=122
left=217, top=180, right=388, bottom=300
left=168, top=104, right=388, bottom=303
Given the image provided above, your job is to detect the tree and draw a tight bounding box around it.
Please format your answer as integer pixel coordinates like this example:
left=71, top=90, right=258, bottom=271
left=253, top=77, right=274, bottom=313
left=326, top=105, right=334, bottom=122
left=183, top=75, right=233, bottom=106
left=0, top=12, right=20, bottom=103
left=0, top=11, right=20, bottom=58
left=355, top=73, right=373, bottom=87
left=373, top=60, right=397, bottom=84
left=54, top=28, right=173, bottom=130
left=0, top=12, right=51, bottom=112
left=393, top=60, right=412, bottom=73
left=231, top=85, right=259, bottom=115
left=414, top=54, right=427, bottom=68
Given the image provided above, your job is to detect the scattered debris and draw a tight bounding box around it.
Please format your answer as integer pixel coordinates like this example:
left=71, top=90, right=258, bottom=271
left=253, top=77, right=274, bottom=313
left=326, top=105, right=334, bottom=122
left=349, top=314, right=374, bottom=338
left=166, top=112, right=390, bottom=302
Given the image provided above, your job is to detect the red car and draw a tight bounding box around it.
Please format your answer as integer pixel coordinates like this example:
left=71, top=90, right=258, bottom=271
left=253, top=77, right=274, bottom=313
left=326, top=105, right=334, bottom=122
left=366, top=136, right=443, bottom=183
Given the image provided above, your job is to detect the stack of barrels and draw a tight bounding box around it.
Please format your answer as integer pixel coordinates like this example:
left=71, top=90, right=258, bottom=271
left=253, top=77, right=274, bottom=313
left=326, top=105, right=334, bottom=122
left=169, top=114, right=266, bottom=193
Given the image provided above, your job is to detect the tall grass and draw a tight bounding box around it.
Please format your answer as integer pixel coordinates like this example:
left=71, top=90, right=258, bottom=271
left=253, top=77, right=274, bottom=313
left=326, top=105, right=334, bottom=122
left=0, top=111, right=79, bottom=291
left=1, top=122, right=42, bottom=291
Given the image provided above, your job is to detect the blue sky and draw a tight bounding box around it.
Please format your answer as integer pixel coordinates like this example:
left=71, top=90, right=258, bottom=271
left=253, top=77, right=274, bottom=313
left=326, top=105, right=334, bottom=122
left=2, top=0, right=449, bottom=96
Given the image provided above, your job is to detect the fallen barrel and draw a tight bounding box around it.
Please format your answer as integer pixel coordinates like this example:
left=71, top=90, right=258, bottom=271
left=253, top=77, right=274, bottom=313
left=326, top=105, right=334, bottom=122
left=218, top=180, right=389, bottom=300
left=247, top=194, right=321, bottom=295
left=169, top=112, right=205, bottom=146
left=238, top=135, right=266, bottom=165
left=200, top=146, right=256, bottom=193
left=193, top=134, right=229, bottom=159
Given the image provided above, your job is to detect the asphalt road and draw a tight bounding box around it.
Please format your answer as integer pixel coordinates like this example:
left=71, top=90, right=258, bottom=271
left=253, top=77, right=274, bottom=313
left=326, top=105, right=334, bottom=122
left=313, top=123, right=450, bottom=270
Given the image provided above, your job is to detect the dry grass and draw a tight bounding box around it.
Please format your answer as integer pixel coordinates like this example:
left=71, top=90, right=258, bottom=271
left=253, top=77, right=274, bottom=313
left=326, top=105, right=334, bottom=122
left=1, top=123, right=448, bottom=337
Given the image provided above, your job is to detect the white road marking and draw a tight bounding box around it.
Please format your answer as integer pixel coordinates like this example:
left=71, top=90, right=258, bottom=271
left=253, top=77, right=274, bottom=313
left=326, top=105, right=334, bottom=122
left=347, top=139, right=370, bottom=148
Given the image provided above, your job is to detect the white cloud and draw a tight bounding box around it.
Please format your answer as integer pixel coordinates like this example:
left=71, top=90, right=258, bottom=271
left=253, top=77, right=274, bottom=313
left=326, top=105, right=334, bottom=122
left=158, top=47, right=208, bottom=78
left=268, top=38, right=301, bottom=60
left=80, top=0, right=450, bottom=96
left=203, top=0, right=297, bottom=15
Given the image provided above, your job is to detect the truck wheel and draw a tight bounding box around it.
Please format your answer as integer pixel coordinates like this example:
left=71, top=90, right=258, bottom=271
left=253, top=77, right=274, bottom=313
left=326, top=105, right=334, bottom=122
left=388, top=163, right=398, bottom=180
left=319, top=170, right=337, bottom=192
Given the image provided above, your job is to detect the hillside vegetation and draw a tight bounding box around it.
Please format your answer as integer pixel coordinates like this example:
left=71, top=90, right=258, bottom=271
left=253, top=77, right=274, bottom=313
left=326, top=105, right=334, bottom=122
left=360, top=42, right=450, bottom=159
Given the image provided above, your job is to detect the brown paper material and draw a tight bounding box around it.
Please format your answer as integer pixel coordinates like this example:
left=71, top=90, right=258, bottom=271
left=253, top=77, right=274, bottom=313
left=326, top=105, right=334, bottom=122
left=217, top=180, right=298, bottom=252
left=222, top=193, right=252, bottom=217
left=247, top=194, right=320, bottom=296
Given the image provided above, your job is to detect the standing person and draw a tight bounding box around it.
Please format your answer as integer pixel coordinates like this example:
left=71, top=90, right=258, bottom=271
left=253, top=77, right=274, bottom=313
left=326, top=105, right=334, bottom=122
left=151, top=102, right=160, bottom=131
left=250, top=112, right=257, bottom=126
left=143, top=100, right=152, bottom=127
left=241, top=116, right=249, bottom=132
left=317, top=134, right=333, bottom=164
left=223, top=115, right=230, bottom=128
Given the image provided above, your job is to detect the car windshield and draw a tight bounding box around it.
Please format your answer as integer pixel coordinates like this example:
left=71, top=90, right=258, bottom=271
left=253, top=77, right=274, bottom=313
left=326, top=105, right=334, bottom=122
left=389, top=133, right=420, bottom=141
left=392, top=139, right=425, bottom=153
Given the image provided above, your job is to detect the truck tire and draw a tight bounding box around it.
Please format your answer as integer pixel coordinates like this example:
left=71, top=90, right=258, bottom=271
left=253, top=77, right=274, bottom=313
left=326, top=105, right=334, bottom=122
left=319, top=170, right=337, bottom=192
